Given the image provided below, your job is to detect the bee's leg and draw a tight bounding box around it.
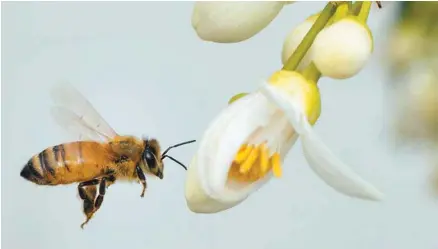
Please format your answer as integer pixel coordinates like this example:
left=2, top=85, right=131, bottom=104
left=78, top=179, right=99, bottom=201
left=80, top=187, right=97, bottom=229
left=136, top=165, right=147, bottom=198
left=106, top=175, right=116, bottom=188
left=79, top=176, right=115, bottom=229
left=92, top=177, right=107, bottom=211
left=78, top=179, right=100, bottom=229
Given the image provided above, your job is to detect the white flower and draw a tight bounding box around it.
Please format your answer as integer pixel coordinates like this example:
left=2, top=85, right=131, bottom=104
left=281, top=13, right=319, bottom=70
left=311, top=17, right=373, bottom=79
left=185, top=70, right=384, bottom=213
left=191, top=1, right=292, bottom=43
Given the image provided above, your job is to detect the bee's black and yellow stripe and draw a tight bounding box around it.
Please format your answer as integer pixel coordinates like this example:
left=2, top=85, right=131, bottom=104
left=20, top=141, right=111, bottom=186
left=20, top=144, right=67, bottom=185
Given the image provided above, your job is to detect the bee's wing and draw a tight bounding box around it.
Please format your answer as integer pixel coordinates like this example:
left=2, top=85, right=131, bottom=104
left=50, top=107, right=108, bottom=142
left=50, top=82, right=118, bottom=142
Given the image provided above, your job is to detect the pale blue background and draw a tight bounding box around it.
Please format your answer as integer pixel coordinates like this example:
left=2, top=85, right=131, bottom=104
left=2, top=2, right=438, bottom=249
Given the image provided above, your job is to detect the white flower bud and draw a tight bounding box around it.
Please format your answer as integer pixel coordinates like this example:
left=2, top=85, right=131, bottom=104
left=281, top=14, right=318, bottom=71
left=191, top=1, right=285, bottom=43
left=311, top=17, right=373, bottom=79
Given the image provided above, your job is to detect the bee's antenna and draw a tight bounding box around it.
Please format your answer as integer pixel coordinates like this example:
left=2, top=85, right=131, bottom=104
left=161, top=155, right=188, bottom=170
left=160, top=139, right=196, bottom=171
left=161, top=139, right=196, bottom=157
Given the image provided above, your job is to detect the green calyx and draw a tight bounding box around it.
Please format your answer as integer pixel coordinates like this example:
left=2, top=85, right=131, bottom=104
left=228, top=92, right=249, bottom=105
left=302, top=62, right=322, bottom=84
left=327, top=1, right=372, bottom=27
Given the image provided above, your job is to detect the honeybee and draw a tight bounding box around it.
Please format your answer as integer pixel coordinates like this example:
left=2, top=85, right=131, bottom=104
left=20, top=83, right=196, bottom=228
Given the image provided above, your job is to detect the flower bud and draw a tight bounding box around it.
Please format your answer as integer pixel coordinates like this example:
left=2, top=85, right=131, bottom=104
left=281, top=14, right=319, bottom=71
left=310, top=17, right=373, bottom=79
left=191, top=2, right=285, bottom=43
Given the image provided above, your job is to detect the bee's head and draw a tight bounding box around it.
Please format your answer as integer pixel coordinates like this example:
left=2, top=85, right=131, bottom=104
left=142, top=138, right=196, bottom=179
left=142, top=139, right=164, bottom=179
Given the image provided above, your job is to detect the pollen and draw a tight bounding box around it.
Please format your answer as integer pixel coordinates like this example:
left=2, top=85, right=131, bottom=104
left=227, top=143, right=283, bottom=183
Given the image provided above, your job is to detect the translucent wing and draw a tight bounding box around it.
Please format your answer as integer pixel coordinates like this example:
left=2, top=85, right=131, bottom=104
left=50, top=82, right=118, bottom=142
left=50, top=107, right=108, bottom=142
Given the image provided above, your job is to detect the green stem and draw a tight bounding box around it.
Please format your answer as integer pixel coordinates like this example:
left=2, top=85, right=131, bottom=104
left=347, top=1, right=353, bottom=12
left=282, top=2, right=338, bottom=71
left=302, top=63, right=322, bottom=83
left=332, top=2, right=350, bottom=22
left=358, top=1, right=372, bottom=22
left=352, top=1, right=363, bottom=15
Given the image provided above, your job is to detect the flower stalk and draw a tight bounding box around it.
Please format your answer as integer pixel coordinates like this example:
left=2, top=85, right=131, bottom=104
left=331, top=2, right=350, bottom=23
left=282, top=2, right=339, bottom=71
left=358, top=1, right=372, bottom=22
left=351, top=1, right=363, bottom=15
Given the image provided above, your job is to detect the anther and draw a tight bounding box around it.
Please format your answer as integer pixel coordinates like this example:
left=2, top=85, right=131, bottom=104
left=239, top=146, right=259, bottom=174
left=234, top=145, right=253, bottom=164
left=229, top=143, right=283, bottom=183
left=271, top=153, right=282, bottom=178
left=259, top=143, right=269, bottom=174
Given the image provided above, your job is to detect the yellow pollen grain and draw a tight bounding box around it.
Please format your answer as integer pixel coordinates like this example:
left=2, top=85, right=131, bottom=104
left=271, top=153, right=282, bottom=178
left=234, top=145, right=253, bottom=164
left=239, top=146, right=259, bottom=174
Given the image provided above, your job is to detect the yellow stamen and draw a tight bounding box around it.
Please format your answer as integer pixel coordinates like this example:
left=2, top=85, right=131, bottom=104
left=259, top=143, right=269, bottom=174
left=271, top=153, right=282, bottom=178
left=239, top=146, right=259, bottom=174
left=234, top=145, right=253, bottom=164
left=227, top=143, right=283, bottom=183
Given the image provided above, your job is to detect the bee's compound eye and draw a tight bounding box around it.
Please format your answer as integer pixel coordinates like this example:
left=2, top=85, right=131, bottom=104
left=144, top=150, right=156, bottom=169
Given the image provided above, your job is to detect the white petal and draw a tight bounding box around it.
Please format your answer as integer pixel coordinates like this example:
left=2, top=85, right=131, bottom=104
left=198, top=92, right=279, bottom=201
left=300, top=123, right=384, bottom=201
left=260, top=82, right=306, bottom=134
left=185, top=93, right=268, bottom=212
left=260, top=82, right=384, bottom=201
left=311, top=18, right=373, bottom=79
left=185, top=155, right=245, bottom=213
left=185, top=90, right=297, bottom=213
left=191, top=1, right=285, bottom=43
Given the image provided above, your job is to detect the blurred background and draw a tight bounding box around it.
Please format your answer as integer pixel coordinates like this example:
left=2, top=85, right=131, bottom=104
left=384, top=2, right=438, bottom=196
left=2, top=2, right=437, bottom=249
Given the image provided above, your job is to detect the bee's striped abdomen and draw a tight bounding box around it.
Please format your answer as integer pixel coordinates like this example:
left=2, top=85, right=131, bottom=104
left=52, top=144, right=67, bottom=170
left=20, top=141, right=111, bottom=186
left=20, top=144, right=69, bottom=185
